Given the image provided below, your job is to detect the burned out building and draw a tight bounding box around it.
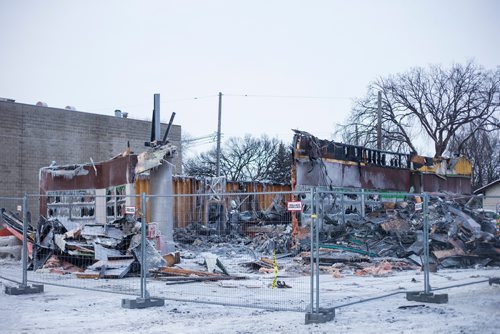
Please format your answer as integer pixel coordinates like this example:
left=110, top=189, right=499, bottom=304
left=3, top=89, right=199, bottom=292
left=38, top=143, right=179, bottom=254
left=291, top=130, right=472, bottom=194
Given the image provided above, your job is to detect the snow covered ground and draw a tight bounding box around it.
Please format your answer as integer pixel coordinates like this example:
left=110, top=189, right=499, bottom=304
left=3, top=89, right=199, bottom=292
left=1, top=259, right=499, bottom=334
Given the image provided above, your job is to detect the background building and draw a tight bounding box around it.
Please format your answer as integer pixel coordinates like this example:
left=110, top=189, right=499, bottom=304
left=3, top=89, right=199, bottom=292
left=474, top=179, right=500, bottom=212
left=0, top=99, right=182, bottom=215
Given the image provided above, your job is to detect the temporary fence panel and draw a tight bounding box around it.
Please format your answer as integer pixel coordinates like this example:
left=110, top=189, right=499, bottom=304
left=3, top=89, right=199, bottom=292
left=0, top=196, right=25, bottom=284
left=3, top=188, right=497, bottom=321
left=146, top=191, right=311, bottom=312
left=308, top=189, right=427, bottom=310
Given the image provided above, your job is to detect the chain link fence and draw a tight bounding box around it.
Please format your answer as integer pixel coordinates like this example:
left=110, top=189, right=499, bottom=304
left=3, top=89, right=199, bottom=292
left=146, top=191, right=310, bottom=312
left=1, top=190, right=499, bottom=323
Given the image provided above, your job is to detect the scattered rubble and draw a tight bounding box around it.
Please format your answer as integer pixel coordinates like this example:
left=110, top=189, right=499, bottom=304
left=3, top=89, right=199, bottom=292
left=174, top=193, right=499, bottom=277
left=305, top=194, right=500, bottom=274
left=0, top=209, right=166, bottom=279
left=1, top=192, right=499, bottom=281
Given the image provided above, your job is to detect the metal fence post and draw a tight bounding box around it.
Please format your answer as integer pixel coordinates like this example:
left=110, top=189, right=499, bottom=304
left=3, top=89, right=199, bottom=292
left=21, top=194, right=28, bottom=288
left=309, top=188, right=314, bottom=314
left=141, top=192, right=148, bottom=299
left=361, top=189, right=365, bottom=218
left=406, top=193, right=448, bottom=304
left=122, top=193, right=164, bottom=309
left=423, top=193, right=430, bottom=294
left=341, top=194, right=345, bottom=225
left=315, top=190, right=320, bottom=314
left=305, top=188, right=335, bottom=324
left=4, top=194, right=44, bottom=295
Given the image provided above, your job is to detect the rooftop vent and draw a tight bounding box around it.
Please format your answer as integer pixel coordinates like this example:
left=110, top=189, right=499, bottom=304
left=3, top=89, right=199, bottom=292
left=36, top=101, right=48, bottom=107
left=65, top=106, right=77, bottom=111
left=114, top=109, right=128, bottom=118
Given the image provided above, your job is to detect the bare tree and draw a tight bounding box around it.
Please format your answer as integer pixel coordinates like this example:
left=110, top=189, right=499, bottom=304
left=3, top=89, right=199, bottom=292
left=338, top=61, right=500, bottom=157
left=183, top=135, right=291, bottom=183
left=449, top=129, right=500, bottom=189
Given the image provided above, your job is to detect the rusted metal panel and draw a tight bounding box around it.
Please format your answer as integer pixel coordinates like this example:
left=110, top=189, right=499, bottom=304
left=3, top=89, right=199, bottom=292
left=134, top=176, right=293, bottom=229
left=420, top=174, right=472, bottom=194
left=295, top=159, right=411, bottom=191
left=40, top=155, right=136, bottom=193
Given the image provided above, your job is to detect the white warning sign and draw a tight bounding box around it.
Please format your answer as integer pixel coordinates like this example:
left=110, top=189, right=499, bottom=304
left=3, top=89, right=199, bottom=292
left=287, top=201, right=302, bottom=212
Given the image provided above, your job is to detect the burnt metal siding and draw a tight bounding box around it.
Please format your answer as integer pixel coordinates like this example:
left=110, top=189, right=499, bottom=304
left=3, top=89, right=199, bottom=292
left=135, top=176, right=292, bottom=228
left=295, top=159, right=411, bottom=191
left=39, top=155, right=137, bottom=216
left=420, top=174, right=472, bottom=194
left=39, top=155, right=136, bottom=192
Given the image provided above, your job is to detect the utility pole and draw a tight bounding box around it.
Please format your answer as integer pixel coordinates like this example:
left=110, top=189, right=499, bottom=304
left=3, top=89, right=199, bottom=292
left=355, top=123, right=359, bottom=147
left=216, top=92, right=223, bottom=177
left=154, top=94, right=161, bottom=143
left=377, top=91, right=382, bottom=150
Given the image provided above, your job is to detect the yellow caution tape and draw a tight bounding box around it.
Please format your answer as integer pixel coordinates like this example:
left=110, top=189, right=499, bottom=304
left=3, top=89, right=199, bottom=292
left=271, top=250, right=278, bottom=289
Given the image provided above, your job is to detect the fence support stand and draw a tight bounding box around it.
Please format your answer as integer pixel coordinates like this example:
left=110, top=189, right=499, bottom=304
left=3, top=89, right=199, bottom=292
left=305, top=189, right=335, bottom=324
left=360, top=189, right=365, bottom=218
left=122, top=193, right=164, bottom=309
left=5, top=194, right=44, bottom=295
left=406, top=193, right=448, bottom=304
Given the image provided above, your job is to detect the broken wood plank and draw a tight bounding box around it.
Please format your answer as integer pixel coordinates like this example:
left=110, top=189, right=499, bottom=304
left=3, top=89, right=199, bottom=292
left=162, top=251, right=181, bottom=267
left=380, top=217, right=411, bottom=233
left=156, top=275, right=246, bottom=285
left=433, top=248, right=465, bottom=260
left=153, top=267, right=223, bottom=277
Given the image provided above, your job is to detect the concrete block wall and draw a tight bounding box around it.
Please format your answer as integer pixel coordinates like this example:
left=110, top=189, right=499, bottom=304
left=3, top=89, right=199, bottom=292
left=0, top=100, right=182, bottom=217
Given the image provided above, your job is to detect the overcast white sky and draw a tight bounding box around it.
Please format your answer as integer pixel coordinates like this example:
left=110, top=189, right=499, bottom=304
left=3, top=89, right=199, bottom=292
left=1, top=0, right=499, bottom=156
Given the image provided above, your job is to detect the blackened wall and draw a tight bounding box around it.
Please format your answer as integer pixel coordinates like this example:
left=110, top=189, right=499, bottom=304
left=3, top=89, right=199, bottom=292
left=0, top=100, right=182, bottom=215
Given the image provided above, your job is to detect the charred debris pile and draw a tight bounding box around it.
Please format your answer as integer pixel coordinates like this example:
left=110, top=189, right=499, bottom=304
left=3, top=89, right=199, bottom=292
left=174, top=193, right=500, bottom=273
left=1, top=193, right=499, bottom=279
left=0, top=210, right=167, bottom=278
left=299, top=194, right=500, bottom=273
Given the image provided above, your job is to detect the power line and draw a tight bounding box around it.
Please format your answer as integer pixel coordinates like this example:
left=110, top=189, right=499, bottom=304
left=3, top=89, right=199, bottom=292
left=11, top=92, right=350, bottom=117
left=162, top=94, right=218, bottom=103
left=224, top=93, right=354, bottom=100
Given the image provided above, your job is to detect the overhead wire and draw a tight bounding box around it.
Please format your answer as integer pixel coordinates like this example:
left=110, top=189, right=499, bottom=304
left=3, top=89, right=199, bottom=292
left=52, top=93, right=350, bottom=114
left=224, top=93, right=353, bottom=100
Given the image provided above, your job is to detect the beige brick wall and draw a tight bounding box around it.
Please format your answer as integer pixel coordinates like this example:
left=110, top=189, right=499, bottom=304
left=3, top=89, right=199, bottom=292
left=0, top=100, right=182, bottom=217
